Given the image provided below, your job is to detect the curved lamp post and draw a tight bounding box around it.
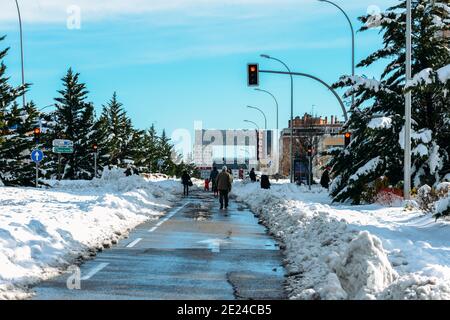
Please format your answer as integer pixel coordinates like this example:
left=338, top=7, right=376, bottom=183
left=318, top=0, right=354, bottom=109
left=243, top=119, right=260, bottom=130
left=260, top=54, right=294, bottom=183
left=246, top=105, right=267, bottom=130
left=14, top=0, right=26, bottom=108
left=254, top=88, right=278, bottom=131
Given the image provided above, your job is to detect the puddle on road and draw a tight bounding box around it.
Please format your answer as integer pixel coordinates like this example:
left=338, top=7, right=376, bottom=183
left=183, top=203, right=213, bottom=221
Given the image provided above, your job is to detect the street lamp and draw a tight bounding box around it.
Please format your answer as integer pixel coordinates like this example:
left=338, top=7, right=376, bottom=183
left=246, top=105, right=267, bottom=130
left=243, top=119, right=260, bottom=130
left=404, top=0, right=412, bottom=200
left=260, top=54, right=294, bottom=183
left=318, top=0, right=355, bottom=109
left=14, top=0, right=26, bottom=108
left=254, top=88, right=278, bottom=131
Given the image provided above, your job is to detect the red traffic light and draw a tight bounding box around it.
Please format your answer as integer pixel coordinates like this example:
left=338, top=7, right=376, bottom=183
left=93, top=144, right=98, bottom=150
left=34, top=127, right=41, bottom=135
left=344, top=132, right=351, bottom=147
left=247, top=63, right=259, bottom=86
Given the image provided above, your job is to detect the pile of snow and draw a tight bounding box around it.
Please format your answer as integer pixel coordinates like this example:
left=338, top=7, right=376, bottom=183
left=0, top=168, right=182, bottom=299
left=231, top=181, right=450, bottom=300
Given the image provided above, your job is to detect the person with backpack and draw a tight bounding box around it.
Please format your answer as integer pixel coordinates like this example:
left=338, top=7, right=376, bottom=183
left=216, top=166, right=233, bottom=210
left=181, top=170, right=192, bottom=197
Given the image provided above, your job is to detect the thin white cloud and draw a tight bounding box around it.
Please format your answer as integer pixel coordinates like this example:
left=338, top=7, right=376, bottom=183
left=1, top=0, right=398, bottom=24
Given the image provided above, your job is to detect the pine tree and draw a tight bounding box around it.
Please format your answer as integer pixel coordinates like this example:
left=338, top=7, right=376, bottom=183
left=329, top=0, right=449, bottom=204
left=47, top=68, right=96, bottom=180
left=94, top=92, right=137, bottom=170
left=0, top=36, right=30, bottom=186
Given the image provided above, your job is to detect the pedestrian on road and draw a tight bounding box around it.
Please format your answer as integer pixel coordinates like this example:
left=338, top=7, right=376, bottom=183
left=239, top=168, right=244, bottom=180
left=261, top=174, right=271, bottom=189
left=216, top=166, right=233, bottom=210
left=181, top=170, right=191, bottom=196
left=249, top=168, right=257, bottom=182
left=209, top=166, right=219, bottom=197
left=320, top=167, right=331, bottom=190
left=204, top=178, right=210, bottom=191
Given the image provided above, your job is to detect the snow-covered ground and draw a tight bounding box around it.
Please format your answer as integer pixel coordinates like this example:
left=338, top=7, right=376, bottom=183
left=231, top=181, right=450, bottom=300
left=0, top=169, right=185, bottom=299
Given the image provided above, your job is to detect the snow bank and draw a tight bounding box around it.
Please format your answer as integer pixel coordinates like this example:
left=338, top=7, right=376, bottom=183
left=231, top=181, right=450, bottom=300
left=0, top=169, right=182, bottom=299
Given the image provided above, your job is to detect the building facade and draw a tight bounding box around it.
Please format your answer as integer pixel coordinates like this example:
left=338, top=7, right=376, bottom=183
left=279, top=114, right=344, bottom=180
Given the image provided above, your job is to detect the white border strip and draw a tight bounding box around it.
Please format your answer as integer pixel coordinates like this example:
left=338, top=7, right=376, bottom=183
left=148, top=202, right=190, bottom=233
left=126, top=238, right=143, bottom=248
left=81, top=262, right=109, bottom=280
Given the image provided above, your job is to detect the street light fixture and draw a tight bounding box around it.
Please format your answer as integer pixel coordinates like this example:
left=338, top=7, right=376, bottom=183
left=243, top=120, right=260, bottom=130
left=260, top=54, right=294, bottom=183
left=14, top=0, right=26, bottom=108
left=254, top=88, right=279, bottom=131
left=246, top=105, right=267, bottom=130
left=318, top=0, right=355, bottom=109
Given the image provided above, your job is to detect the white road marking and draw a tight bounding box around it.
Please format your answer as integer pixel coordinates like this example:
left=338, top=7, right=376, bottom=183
left=81, top=263, right=109, bottom=280
left=126, top=238, right=143, bottom=248
left=148, top=202, right=190, bottom=233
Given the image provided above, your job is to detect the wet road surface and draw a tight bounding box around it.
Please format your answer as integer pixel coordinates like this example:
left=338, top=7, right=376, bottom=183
left=31, top=191, right=287, bottom=300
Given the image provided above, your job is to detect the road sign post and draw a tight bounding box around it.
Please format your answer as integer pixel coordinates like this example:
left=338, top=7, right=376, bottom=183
left=31, top=149, right=44, bottom=188
left=52, top=140, right=74, bottom=180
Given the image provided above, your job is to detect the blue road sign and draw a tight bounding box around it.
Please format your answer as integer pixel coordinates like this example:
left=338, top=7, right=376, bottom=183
left=31, top=149, right=44, bottom=163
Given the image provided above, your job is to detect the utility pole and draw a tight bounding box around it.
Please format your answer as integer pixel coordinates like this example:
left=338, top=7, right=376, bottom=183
left=404, top=0, right=412, bottom=200
left=14, top=0, right=26, bottom=108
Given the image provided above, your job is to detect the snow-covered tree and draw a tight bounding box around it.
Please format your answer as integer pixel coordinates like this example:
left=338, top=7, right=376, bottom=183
left=46, top=68, right=96, bottom=180
left=0, top=36, right=31, bottom=186
left=329, top=0, right=450, bottom=204
left=94, top=92, right=139, bottom=170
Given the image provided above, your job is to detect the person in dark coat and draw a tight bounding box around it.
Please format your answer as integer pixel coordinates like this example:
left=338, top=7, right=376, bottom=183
left=249, top=168, right=257, bottom=182
left=181, top=171, right=191, bottom=196
left=261, top=174, right=271, bottom=189
left=320, top=168, right=330, bottom=189
left=216, top=166, right=233, bottom=210
left=209, top=167, right=219, bottom=197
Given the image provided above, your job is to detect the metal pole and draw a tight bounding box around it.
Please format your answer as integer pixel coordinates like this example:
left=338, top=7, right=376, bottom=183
left=309, top=155, right=312, bottom=190
left=260, top=55, right=294, bottom=183
left=35, top=162, right=38, bottom=188
left=259, top=70, right=348, bottom=121
left=246, top=106, right=267, bottom=130
left=94, top=152, right=98, bottom=178
left=404, top=0, right=412, bottom=200
left=14, top=0, right=26, bottom=108
left=58, top=153, right=61, bottom=180
left=254, top=89, right=278, bottom=131
left=318, top=0, right=355, bottom=109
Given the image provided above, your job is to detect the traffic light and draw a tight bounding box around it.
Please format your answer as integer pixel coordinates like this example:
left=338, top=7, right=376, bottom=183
left=247, top=64, right=259, bottom=86
left=33, top=127, right=41, bottom=144
left=307, top=146, right=312, bottom=157
left=93, top=143, right=98, bottom=152
left=344, top=132, right=351, bottom=147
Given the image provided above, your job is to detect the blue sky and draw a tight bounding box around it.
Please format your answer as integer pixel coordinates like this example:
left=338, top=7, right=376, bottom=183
left=1, top=0, right=397, bottom=138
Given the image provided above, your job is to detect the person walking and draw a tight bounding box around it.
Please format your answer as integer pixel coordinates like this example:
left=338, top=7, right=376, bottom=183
left=249, top=168, right=257, bottom=182
left=320, top=167, right=331, bottom=189
left=181, top=170, right=191, bottom=197
left=261, top=174, right=271, bottom=189
left=216, top=166, right=233, bottom=210
left=209, top=166, right=219, bottom=197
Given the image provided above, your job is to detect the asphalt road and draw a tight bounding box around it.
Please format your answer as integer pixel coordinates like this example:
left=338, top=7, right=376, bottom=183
left=31, top=190, right=287, bottom=300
